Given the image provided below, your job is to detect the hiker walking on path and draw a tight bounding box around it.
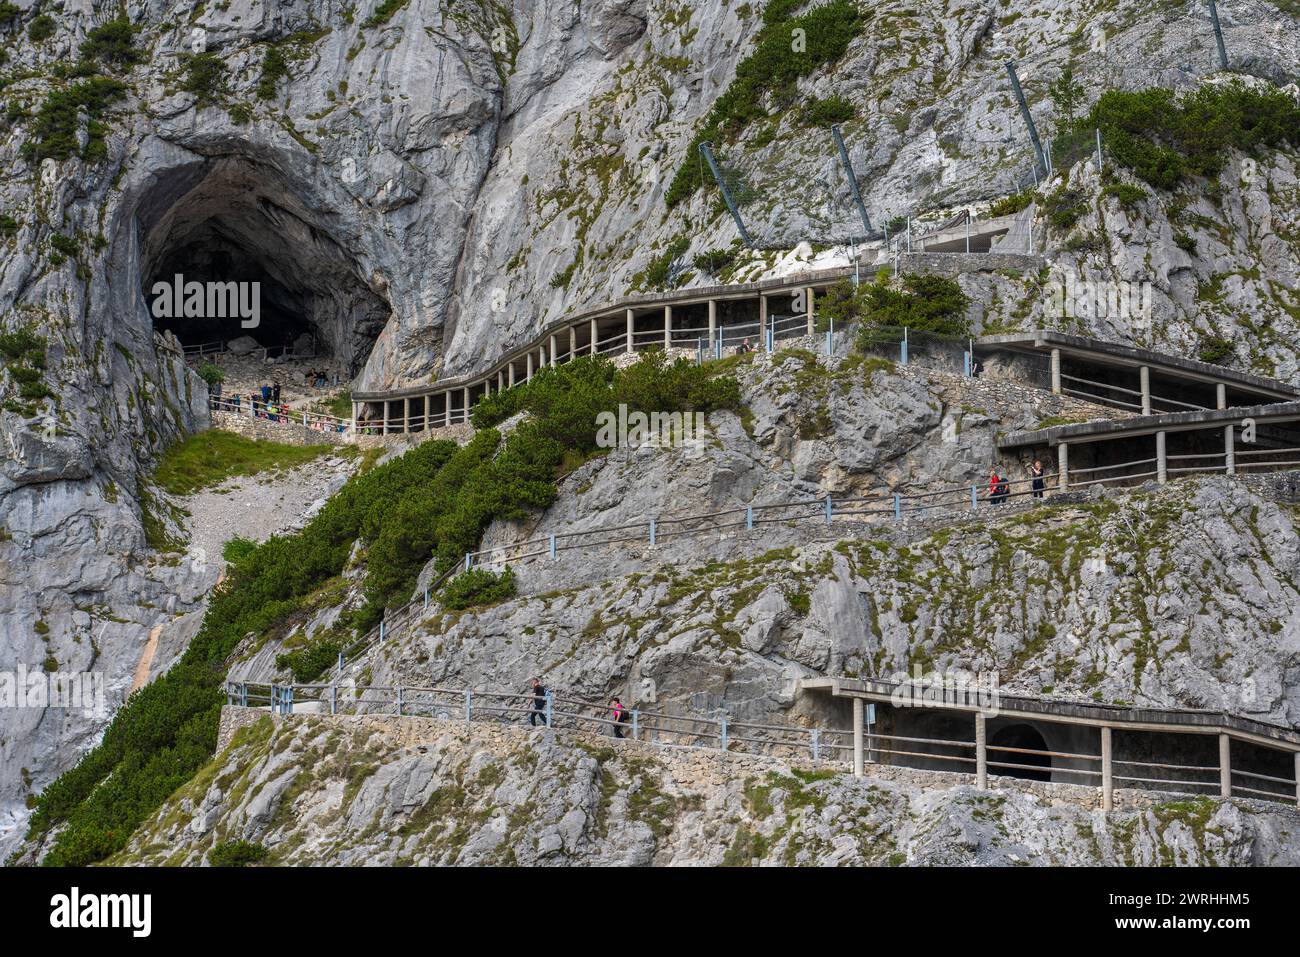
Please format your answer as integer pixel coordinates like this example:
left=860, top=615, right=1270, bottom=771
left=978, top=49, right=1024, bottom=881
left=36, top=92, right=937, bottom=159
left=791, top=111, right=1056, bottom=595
left=1030, top=458, right=1046, bottom=499
left=611, top=698, right=629, bottom=738
left=527, top=677, right=549, bottom=727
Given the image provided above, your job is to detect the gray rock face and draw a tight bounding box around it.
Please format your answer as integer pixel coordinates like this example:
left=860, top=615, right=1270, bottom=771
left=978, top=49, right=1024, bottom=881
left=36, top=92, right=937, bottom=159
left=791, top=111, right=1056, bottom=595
left=113, top=711, right=1300, bottom=866
left=4, top=0, right=1300, bottom=862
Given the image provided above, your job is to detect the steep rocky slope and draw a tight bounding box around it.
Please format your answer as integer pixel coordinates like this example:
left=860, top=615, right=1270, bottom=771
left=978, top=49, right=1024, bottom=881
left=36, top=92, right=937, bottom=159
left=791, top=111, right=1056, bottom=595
left=3, top=0, right=1299, bottom=863
left=114, top=711, right=1300, bottom=866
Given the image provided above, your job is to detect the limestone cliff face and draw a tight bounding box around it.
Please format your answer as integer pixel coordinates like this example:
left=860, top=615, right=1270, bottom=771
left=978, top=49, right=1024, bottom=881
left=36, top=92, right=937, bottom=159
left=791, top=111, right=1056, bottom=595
left=2, top=0, right=1299, bottom=858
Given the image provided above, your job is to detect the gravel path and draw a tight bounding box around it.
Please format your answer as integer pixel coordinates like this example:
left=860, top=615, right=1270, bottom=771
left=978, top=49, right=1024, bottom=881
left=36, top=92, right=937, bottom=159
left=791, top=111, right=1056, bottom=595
left=181, top=452, right=358, bottom=569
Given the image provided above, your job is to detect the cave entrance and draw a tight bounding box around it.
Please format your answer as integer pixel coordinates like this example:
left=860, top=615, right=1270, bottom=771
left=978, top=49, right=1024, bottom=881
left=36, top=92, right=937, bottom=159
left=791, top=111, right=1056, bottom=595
left=988, top=724, right=1052, bottom=782
left=139, top=158, right=389, bottom=380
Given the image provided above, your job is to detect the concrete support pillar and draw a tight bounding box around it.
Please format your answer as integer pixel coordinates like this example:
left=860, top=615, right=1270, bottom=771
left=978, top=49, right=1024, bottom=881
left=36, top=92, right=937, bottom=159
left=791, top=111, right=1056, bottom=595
left=1219, top=733, right=1232, bottom=798
left=1057, top=442, right=1069, bottom=491
left=423, top=394, right=430, bottom=432
left=350, top=401, right=358, bottom=435
left=549, top=334, right=557, bottom=367
left=569, top=325, right=577, bottom=362
left=759, top=295, right=769, bottom=351
left=1101, top=726, right=1113, bottom=813
left=1225, top=425, right=1235, bottom=475
left=805, top=287, right=815, bottom=336
left=1216, top=383, right=1227, bottom=410
left=975, top=713, right=988, bottom=790
left=497, top=369, right=503, bottom=391
left=664, top=305, right=673, bottom=350
left=1294, top=753, right=1300, bottom=807
left=382, top=402, right=390, bottom=435
left=1050, top=348, right=1061, bottom=394
left=626, top=308, right=634, bottom=354
left=707, top=300, right=717, bottom=350
left=590, top=318, right=598, bottom=355
left=462, top=386, right=470, bottom=423
left=1156, top=430, right=1167, bottom=484
left=526, top=351, right=534, bottom=381
left=852, top=698, right=864, bottom=777
left=1139, top=365, right=1151, bottom=415
left=508, top=363, right=516, bottom=388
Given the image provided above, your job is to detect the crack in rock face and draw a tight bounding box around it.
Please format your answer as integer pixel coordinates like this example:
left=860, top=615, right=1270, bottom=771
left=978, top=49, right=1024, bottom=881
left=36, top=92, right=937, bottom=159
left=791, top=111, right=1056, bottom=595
left=136, top=156, right=391, bottom=378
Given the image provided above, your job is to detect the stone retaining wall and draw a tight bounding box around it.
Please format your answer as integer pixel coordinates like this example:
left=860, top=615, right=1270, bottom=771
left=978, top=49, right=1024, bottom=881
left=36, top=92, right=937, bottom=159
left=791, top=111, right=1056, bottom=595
left=212, top=410, right=350, bottom=446
left=214, top=705, right=1203, bottom=814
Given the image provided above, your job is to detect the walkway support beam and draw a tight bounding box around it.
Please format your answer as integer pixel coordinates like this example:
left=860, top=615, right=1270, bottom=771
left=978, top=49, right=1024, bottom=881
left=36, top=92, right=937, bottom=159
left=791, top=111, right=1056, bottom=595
left=1208, top=0, right=1229, bottom=70
left=975, top=713, right=988, bottom=790
left=1050, top=348, right=1061, bottom=394
left=1225, top=425, right=1235, bottom=475
left=1216, top=382, right=1226, bottom=410
left=759, top=295, right=769, bottom=352
left=1006, top=60, right=1048, bottom=178
left=805, top=287, right=815, bottom=336
left=708, top=300, right=717, bottom=350
left=852, top=697, right=864, bottom=776
left=1140, top=365, right=1151, bottom=415
left=1156, top=430, right=1167, bottom=484
left=590, top=318, right=598, bottom=356
left=831, top=123, right=872, bottom=238
left=699, top=141, right=755, bottom=249
left=1101, top=725, right=1113, bottom=812
left=664, top=305, right=673, bottom=350
left=1058, top=442, right=1069, bottom=491
left=626, top=308, right=634, bottom=354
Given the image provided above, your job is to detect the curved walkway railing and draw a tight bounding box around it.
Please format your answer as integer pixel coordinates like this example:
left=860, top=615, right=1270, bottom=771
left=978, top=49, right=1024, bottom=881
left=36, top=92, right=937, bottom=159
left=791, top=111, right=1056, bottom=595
left=224, top=680, right=1300, bottom=808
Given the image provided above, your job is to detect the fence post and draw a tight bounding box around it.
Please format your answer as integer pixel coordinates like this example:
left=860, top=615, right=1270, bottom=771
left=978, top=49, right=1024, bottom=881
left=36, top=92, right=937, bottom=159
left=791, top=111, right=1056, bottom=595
left=331, top=685, right=337, bottom=715
left=893, top=493, right=902, bottom=520
left=1101, top=725, right=1113, bottom=812
left=241, top=683, right=248, bottom=708
left=549, top=534, right=557, bottom=559
left=464, top=552, right=472, bottom=572
left=852, top=698, right=864, bottom=776
left=971, top=485, right=978, bottom=511
left=649, top=519, right=656, bottom=546
left=337, top=650, right=344, bottom=672
left=719, top=716, right=728, bottom=751
left=379, top=618, right=385, bottom=643
left=811, top=728, right=821, bottom=763
left=746, top=505, right=753, bottom=531
left=825, top=496, right=833, bottom=524
left=397, top=686, right=404, bottom=716
left=632, top=710, right=640, bottom=741
left=270, top=684, right=277, bottom=714
left=964, top=351, right=971, bottom=377
left=545, top=690, right=553, bottom=728
left=900, top=328, right=909, bottom=365
left=423, top=588, right=429, bottom=611
left=465, top=690, right=473, bottom=722
left=1095, top=127, right=1103, bottom=170
left=285, top=686, right=294, bottom=715
left=1219, top=733, right=1232, bottom=798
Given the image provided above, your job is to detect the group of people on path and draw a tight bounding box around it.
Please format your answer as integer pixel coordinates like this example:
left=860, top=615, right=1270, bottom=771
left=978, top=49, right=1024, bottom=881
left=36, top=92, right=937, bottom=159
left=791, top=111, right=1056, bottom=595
left=988, top=458, right=1047, bottom=504
left=526, top=678, right=632, bottom=738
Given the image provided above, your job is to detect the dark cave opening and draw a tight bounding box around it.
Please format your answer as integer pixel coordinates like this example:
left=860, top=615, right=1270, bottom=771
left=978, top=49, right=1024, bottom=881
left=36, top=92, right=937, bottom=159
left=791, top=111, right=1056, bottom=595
left=988, top=724, right=1052, bottom=782
left=138, top=158, right=389, bottom=378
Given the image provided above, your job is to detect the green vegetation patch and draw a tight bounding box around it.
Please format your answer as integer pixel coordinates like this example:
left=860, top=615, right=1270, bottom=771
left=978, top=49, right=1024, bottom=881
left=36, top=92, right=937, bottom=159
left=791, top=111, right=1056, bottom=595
left=153, top=431, right=333, bottom=496
left=665, top=0, right=863, bottom=206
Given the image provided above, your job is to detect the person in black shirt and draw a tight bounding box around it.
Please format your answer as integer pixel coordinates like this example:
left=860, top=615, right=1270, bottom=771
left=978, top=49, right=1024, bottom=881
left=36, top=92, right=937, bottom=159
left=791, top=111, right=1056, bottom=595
left=527, top=677, right=548, bottom=726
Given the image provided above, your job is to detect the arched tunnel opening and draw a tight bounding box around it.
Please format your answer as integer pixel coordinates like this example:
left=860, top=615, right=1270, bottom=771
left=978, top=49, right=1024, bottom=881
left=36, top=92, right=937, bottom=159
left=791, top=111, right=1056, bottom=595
left=989, top=724, right=1052, bottom=782
left=138, top=157, right=390, bottom=389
